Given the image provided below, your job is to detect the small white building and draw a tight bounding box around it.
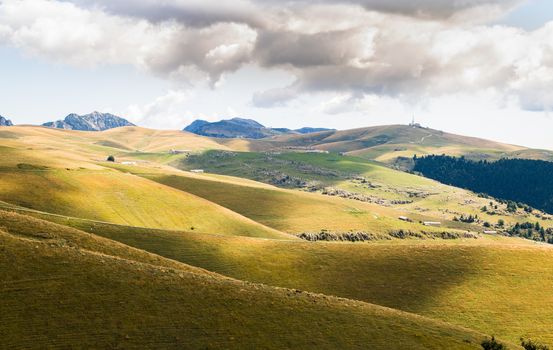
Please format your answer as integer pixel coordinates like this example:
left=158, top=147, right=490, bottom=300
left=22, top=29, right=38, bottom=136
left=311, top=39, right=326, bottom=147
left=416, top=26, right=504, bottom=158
left=483, top=230, right=497, bottom=234
left=190, top=169, right=204, bottom=173
left=398, top=216, right=410, bottom=222
left=423, top=221, right=441, bottom=226
left=170, top=149, right=190, bottom=155
left=121, top=161, right=136, bottom=165
left=303, top=149, right=329, bottom=154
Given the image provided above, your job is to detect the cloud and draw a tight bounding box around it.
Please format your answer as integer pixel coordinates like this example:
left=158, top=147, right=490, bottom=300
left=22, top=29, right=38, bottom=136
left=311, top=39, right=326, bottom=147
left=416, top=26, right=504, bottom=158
left=252, top=86, right=298, bottom=108
left=253, top=12, right=553, bottom=111
left=65, top=0, right=267, bottom=27
left=0, top=0, right=256, bottom=83
left=67, top=0, right=523, bottom=24
left=2, top=0, right=553, bottom=113
left=126, top=89, right=194, bottom=129
left=298, top=0, right=522, bottom=20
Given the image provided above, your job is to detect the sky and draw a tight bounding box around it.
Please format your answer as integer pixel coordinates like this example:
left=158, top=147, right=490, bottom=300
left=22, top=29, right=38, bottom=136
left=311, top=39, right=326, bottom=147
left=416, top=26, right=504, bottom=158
left=1, top=0, right=553, bottom=149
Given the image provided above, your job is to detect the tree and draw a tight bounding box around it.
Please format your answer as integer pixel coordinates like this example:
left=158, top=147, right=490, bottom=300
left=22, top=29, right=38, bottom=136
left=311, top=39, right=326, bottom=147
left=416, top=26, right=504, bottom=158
left=107, top=155, right=115, bottom=162
left=481, top=336, right=507, bottom=350
left=507, top=201, right=517, bottom=213
left=521, top=338, right=549, bottom=350
left=497, top=219, right=505, bottom=228
left=413, top=155, right=553, bottom=214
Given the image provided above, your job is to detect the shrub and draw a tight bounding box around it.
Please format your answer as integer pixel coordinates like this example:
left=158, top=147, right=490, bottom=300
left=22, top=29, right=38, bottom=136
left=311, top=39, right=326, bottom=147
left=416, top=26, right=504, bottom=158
left=107, top=155, right=115, bottom=162
left=507, top=201, right=517, bottom=213
left=521, top=338, right=549, bottom=350
left=481, top=336, right=507, bottom=350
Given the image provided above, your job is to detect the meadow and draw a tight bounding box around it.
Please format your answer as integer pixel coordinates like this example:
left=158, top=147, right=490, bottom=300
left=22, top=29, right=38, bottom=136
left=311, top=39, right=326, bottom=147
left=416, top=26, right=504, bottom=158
left=2, top=125, right=553, bottom=349
left=1, top=210, right=489, bottom=349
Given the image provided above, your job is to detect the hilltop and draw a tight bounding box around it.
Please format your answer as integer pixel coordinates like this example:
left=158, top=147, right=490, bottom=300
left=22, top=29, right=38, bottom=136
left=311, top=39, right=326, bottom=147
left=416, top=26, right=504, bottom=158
left=183, top=117, right=333, bottom=139
left=43, top=111, right=134, bottom=131
left=245, top=124, right=547, bottom=164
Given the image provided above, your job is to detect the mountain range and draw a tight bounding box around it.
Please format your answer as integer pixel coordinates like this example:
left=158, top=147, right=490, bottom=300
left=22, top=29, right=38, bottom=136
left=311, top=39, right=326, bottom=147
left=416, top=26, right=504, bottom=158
left=4, top=111, right=553, bottom=165
left=183, top=117, right=333, bottom=139
left=42, top=111, right=134, bottom=131
left=0, top=115, right=13, bottom=126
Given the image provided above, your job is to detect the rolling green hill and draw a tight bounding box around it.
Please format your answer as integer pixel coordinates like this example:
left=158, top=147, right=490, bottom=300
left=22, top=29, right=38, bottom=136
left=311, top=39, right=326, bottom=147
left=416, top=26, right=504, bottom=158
left=0, top=166, right=288, bottom=239
left=242, top=124, right=553, bottom=164
left=0, top=210, right=489, bottom=349
left=178, top=150, right=553, bottom=233
left=3, top=125, right=553, bottom=349
left=32, top=211, right=549, bottom=347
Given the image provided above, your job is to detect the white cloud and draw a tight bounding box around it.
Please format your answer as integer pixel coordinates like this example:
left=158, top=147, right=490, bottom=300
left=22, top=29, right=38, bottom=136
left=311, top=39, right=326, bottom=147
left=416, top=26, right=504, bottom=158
left=126, top=89, right=194, bottom=129
left=2, top=0, right=553, bottom=114
left=0, top=0, right=256, bottom=83
left=252, top=86, right=298, bottom=108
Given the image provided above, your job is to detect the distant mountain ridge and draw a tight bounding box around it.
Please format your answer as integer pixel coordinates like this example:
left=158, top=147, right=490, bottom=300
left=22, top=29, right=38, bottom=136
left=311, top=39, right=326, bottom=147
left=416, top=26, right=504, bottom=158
left=183, top=117, right=333, bottom=139
left=0, top=115, right=13, bottom=126
left=43, top=111, right=134, bottom=131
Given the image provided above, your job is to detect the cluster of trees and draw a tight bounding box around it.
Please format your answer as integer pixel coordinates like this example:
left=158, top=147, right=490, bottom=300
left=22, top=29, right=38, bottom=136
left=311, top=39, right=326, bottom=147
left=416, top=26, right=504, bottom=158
left=413, top=155, right=553, bottom=214
left=508, top=221, right=553, bottom=243
left=481, top=201, right=533, bottom=215
left=481, top=337, right=549, bottom=350
left=454, top=214, right=478, bottom=223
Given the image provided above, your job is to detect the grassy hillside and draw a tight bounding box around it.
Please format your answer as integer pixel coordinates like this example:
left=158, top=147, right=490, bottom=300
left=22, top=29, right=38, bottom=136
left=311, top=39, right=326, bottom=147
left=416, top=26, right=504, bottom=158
left=3, top=124, right=553, bottom=349
left=179, top=150, right=552, bottom=232
left=135, top=171, right=454, bottom=236
left=0, top=166, right=288, bottom=239
left=0, top=210, right=488, bottom=349
left=245, top=124, right=533, bottom=163
left=0, top=126, right=229, bottom=169
left=41, top=214, right=551, bottom=347
left=2, top=124, right=550, bottom=168
left=2, top=125, right=551, bottom=237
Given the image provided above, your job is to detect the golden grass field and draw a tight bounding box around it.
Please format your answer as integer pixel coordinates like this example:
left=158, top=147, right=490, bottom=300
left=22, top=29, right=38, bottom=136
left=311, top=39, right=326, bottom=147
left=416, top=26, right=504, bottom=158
left=2, top=125, right=553, bottom=349
left=1, top=210, right=492, bottom=349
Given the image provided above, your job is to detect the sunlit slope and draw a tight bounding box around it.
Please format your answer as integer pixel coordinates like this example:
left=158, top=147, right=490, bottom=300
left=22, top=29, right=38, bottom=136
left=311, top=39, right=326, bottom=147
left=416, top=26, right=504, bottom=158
left=112, top=167, right=456, bottom=235
left=99, top=126, right=230, bottom=152
left=2, top=125, right=550, bottom=168
left=249, top=125, right=538, bottom=163
left=0, top=126, right=230, bottom=168
left=179, top=151, right=549, bottom=230
left=0, top=210, right=486, bottom=349
left=63, top=217, right=553, bottom=347
left=0, top=167, right=288, bottom=239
